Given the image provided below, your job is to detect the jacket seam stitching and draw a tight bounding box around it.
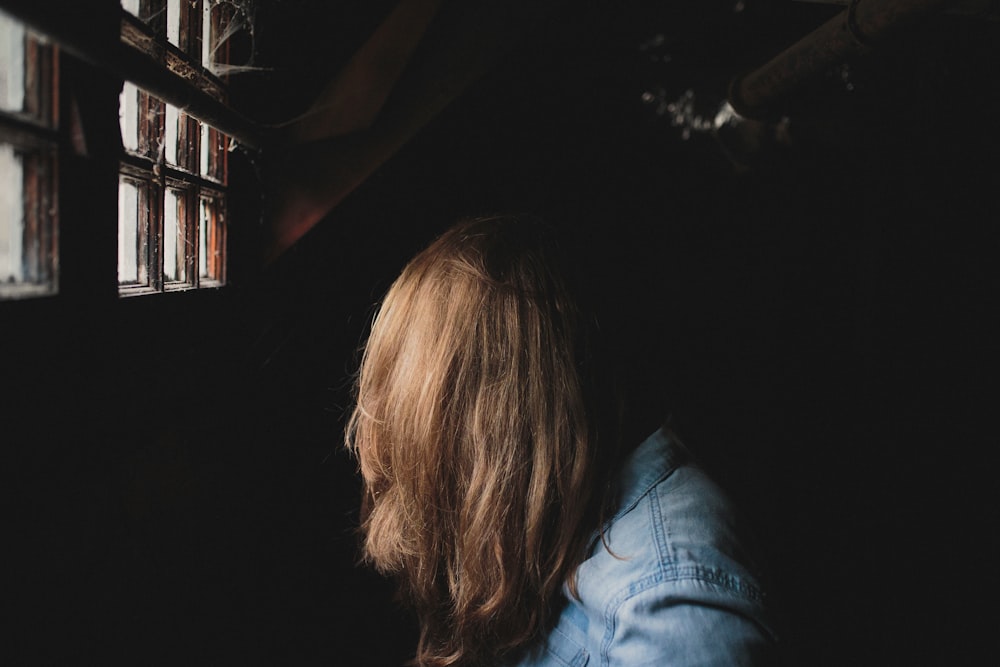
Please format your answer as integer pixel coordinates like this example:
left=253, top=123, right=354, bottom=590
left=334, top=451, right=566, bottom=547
left=599, top=566, right=767, bottom=665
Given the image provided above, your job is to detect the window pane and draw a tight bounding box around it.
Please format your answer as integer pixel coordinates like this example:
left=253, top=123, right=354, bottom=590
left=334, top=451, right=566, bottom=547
left=121, top=86, right=166, bottom=159
left=0, top=10, right=26, bottom=112
left=167, top=0, right=182, bottom=47
left=163, top=189, right=178, bottom=280
left=165, top=102, right=179, bottom=164
left=2, top=14, right=52, bottom=125
left=200, top=123, right=227, bottom=182
left=201, top=0, right=213, bottom=68
left=120, top=82, right=140, bottom=152
left=0, top=143, right=24, bottom=282
left=199, top=195, right=224, bottom=283
left=163, top=188, right=194, bottom=282
left=117, top=179, right=140, bottom=284
left=1, top=143, right=56, bottom=298
left=201, top=0, right=234, bottom=74
left=121, top=0, right=141, bottom=18
left=199, top=197, right=209, bottom=278
left=199, top=121, right=209, bottom=175
left=122, top=0, right=166, bottom=33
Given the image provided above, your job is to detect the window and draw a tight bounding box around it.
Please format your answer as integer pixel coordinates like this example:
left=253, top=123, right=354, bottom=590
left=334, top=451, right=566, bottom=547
left=118, top=0, right=233, bottom=295
left=0, top=7, right=57, bottom=300
left=1, top=0, right=257, bottom=302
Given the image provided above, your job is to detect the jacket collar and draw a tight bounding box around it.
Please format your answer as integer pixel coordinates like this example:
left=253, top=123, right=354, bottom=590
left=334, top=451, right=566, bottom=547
left=609, top=426, right=687, bottom=523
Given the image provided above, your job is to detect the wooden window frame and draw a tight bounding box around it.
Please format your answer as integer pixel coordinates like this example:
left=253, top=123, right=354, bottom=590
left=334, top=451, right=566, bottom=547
left=117, top=0, right=232, bottom=297
left=0, top=12, right=58, bottom=300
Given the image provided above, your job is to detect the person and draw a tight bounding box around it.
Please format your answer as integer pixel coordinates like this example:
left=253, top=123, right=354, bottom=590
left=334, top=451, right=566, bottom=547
left=346, top=215, right=779, bottom=666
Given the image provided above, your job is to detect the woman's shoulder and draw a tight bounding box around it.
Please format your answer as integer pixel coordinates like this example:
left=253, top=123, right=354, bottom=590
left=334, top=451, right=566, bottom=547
left=511, top=429, right=782, bottom=667
left=560, top=429, right=780, bottom=665
left=577, top=428, right=772, bottom=623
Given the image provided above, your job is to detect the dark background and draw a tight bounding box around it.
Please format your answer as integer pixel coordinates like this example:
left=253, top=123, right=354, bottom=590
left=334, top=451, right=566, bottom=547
left=4, top=0, right=997, bottom=664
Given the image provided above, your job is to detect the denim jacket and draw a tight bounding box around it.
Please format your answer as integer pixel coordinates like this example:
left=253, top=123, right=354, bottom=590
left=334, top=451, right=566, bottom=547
left=508, top=427, right=778, bottom=666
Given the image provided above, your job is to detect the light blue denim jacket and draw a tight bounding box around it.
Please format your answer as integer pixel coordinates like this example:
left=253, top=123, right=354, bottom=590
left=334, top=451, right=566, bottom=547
left=509, top=427, right=778, bottom=666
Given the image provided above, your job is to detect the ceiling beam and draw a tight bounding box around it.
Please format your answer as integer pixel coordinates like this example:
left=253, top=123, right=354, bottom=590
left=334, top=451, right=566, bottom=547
left=263, top=0, right=565, bottom=263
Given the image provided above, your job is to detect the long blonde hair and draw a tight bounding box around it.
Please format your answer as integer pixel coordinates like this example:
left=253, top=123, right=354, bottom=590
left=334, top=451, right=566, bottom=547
left=346, top=215, right=619, bottom=665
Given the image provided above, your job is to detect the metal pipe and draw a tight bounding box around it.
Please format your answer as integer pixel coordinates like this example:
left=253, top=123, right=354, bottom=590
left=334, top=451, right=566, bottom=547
left=728, top=0, right=952, bottom=121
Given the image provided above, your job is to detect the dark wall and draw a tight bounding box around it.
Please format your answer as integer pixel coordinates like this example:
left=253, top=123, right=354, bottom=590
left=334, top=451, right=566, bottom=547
left=236, top=3, right=999, bottom=661
left=4, top=1, right=997, bottom=665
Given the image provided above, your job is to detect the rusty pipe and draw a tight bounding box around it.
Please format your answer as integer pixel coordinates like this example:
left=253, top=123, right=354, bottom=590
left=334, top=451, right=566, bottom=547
left=728, top=0, right=952, bottom=121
